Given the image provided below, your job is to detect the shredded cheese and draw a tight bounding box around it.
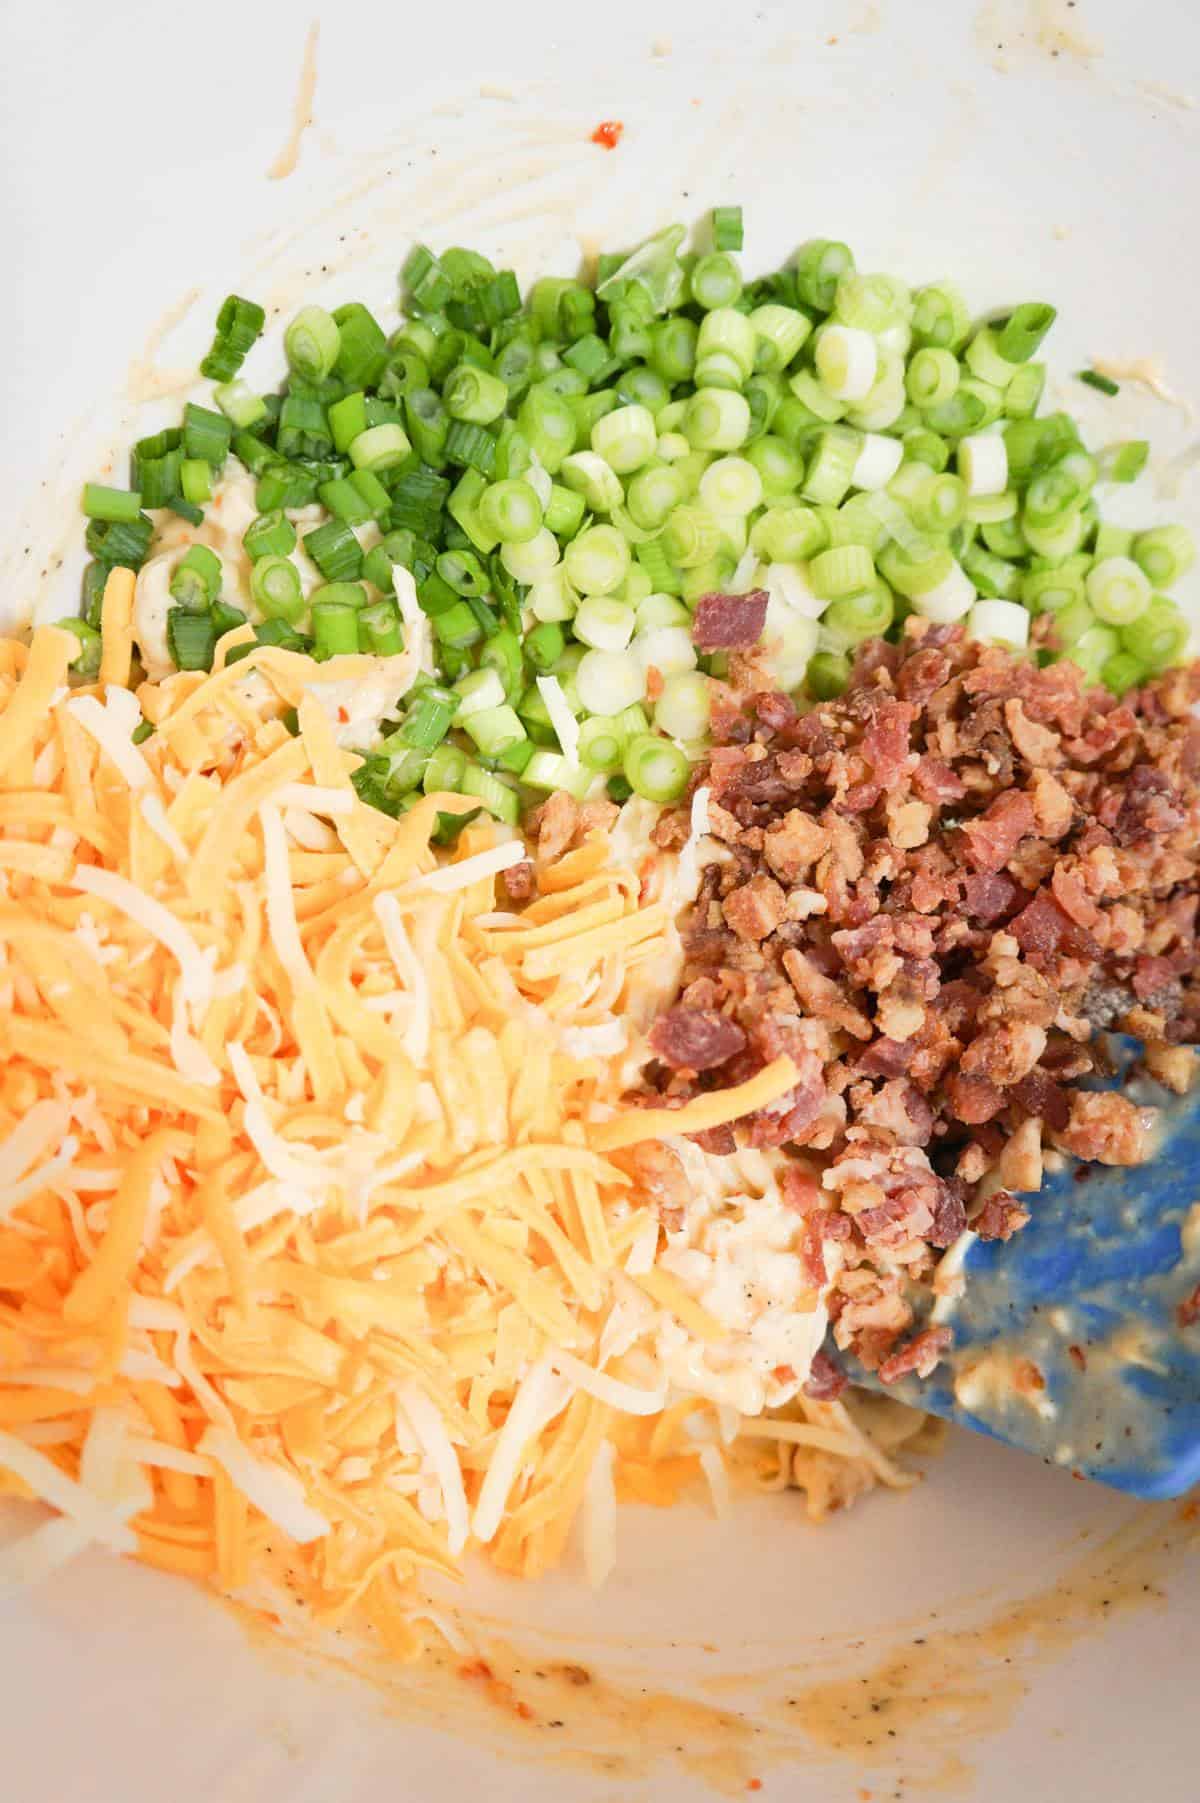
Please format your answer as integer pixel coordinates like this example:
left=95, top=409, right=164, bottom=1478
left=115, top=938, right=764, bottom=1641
left=0, top=629, right=718, bottom=1624
left=0, top=625, right=896, bottom=1638
left=536, top=674, right=580, bottom=767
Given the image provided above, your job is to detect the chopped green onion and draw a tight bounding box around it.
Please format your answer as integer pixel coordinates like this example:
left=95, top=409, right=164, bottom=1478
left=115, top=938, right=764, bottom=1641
left=964, top=327, right=1019, bottom=390
left=304, top=519, right=364, bottom=583
left=358, top=600, right=404, bottom=656
left=576, top=647, right=644, bottom=714
left=349, top=423, right=412, bottom=473
left=1004, top=362, right=1046, bottom=419
left=654, top=670, right=710, bottom=741
left=459, top=763, right=520, bottom=823
left=166, top=607, right=217, bottom=671
left=282, top=305, right=341, bottom=383
left=615, top=365, right=672, bottom=417
left=592, top=404, right=658, bottom=474
left=750, top=304, right=811, bottom=374
left=422, top=742, right=469, bottom=793
left=250, top=555, right=305, bottom=622
left=544, top=483, right=586, bottom=538
left=518, top=387, right=576, bottom=473
left=560, top=451, right=622, bottom=515
left=310, top=601, right=361, bottom=658
left=623, top=732, right=689, bottom=802
left=661, top=504, right=721, bottom=569
left=1119, top=598, right=1189, bottom=672
left=699, top=456, right=763, bottom=517
left=821, top=584, right=894, bottom=647
left=795, top=239, right=855, bottom=313
left=56, top=618, right=103, bottom=678
left=1078, top=368, right=1119, bottom=397
left=1024, top=448, right=1097, bottom=528
left=691, top=253, right=744, bottom=313
left=574, top=597, right=635, bottom=652
left=523, top=621, right=564, bottom=671
left=685, top=388, right=751, bottom=452
left=477, top=478, right=542, bottom=544
left=244, top=510, right=297, bottom=561
left=649, top=316, right=699, bottom=384
left=210, top=601, right=248, bottom=640
left=564, top=524, right=631, bottom=595
left=1132, top=524, right=1195, bottom=588
left=462, top=703, right=526, bottom=757
left=995, top=303, right=1056, bottom=364
left=443, top=365, right=509, bottom=425
left=1097, top=440, right=1149, bottom=485
left=910, top=282, right=970, bottom=352
left=578, top=715, right=625, bottom=772
left=82, top=483, right=142, bottom=523
left=809, top=544, right=876, bottom=602
left=806, top=649, right=850, bottom=698
left=906, top=348, right=960, bottom=409
left=711, top=205, right=744, bottom=252
left=82, top=561, right=109, bottom=628
left=961, top=543, right=1021, bottom=600
left=86, top=514, right=154, bottom=571
left=169, top=544, right=222, bottom=612
left=200, top=294, right=265, bottom=381
left=331, top=302, right=388, bottom=387
left=1085, top=556, right=1152, bottom=625
left=214, top=380, right=268, bottom=430
left=179, top=460, right=213, bottom=505
left=182, top=402, right=232, bottom=467
left=803, top=427, right=862, bottom=506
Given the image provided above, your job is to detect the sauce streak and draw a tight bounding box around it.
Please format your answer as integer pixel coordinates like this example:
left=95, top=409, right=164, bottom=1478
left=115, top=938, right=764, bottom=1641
left=223, top=1498, right=1198, bottom=1795
left=268, top=21, right=320, bottom=181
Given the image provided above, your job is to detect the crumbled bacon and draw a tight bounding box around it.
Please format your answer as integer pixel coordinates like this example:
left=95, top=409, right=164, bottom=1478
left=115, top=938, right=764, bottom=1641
left=692, top=590, right=769, bottom=650
left=877, top=1326, right=953, bottom=1385
left=648, top=1007, right=747, bottom=1072
left=803, top=1349, right=848, bottom=1401
left=627, top=628, right=1200, bottom=1384
left=501, top=859, right=536, bottom=903
left=973, top=1189, right=1031, bottom=1242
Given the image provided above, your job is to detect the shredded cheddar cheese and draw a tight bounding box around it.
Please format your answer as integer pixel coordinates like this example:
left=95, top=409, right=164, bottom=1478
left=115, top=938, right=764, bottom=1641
left=0, top=627, right=799, bottom=1638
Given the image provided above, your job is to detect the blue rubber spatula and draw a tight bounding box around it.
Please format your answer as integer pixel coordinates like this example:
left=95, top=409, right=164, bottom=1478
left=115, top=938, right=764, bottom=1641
left=843, top=1043, right=1200, bottom=1499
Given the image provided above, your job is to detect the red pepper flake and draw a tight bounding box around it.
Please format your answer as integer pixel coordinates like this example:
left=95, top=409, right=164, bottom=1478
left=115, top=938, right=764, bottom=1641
left=336, top=705, right=350, bottom=723
left=515, top=1700, right=535, bottom=1721
left=591, top=119, right=624, bottom=150
left=747, top=1783, right=763, bottom=1794
left=458, top=1658, right=493, bottom=1681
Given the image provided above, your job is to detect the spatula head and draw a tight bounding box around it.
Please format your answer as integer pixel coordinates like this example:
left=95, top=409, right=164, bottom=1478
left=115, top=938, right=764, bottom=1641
left=845, top=1047, right=1200, bottom=1498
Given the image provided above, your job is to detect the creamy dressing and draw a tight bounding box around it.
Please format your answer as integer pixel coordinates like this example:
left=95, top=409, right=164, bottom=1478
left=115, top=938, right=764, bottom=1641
left=655, top=1142, right=831, bottom=1415
left=302, top=653, right=424, bottom=752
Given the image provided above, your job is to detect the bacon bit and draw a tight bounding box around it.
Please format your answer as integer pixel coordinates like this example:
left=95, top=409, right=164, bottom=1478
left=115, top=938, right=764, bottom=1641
left=590, top=119, right=624, bottom=149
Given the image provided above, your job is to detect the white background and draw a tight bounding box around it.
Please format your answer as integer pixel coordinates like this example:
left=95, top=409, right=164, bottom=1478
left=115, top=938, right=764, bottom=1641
left=1, top=1, right=1199, bottom=1798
